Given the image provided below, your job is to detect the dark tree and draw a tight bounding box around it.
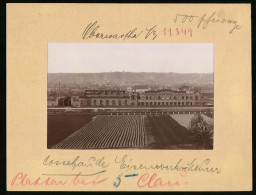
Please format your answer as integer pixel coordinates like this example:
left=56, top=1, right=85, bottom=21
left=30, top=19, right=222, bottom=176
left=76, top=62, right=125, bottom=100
left=63, top=96, right=71, bottom=106
left=189, top=114, right=213, bottom=149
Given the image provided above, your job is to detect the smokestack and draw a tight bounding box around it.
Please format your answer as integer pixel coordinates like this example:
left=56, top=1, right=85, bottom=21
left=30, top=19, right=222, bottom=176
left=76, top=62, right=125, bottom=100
left=58, top=80, right=60, bottom=98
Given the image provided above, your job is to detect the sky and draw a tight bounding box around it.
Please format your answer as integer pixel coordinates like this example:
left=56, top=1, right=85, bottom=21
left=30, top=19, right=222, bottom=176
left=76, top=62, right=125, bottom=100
left=48, top=43, right=213, bottom=73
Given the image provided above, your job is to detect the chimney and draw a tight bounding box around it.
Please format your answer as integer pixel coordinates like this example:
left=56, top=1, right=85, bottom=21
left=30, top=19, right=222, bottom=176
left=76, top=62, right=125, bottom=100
left=58, top=80, right=60, bottom=98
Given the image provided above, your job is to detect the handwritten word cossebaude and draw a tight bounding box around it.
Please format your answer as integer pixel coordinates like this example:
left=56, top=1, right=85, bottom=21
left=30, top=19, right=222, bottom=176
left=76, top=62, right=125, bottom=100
left=43, top=155, right=109, bottom=171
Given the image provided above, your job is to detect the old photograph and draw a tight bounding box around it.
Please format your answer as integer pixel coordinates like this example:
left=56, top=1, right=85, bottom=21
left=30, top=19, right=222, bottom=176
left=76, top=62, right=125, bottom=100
left=47, top=43, right=214, bottom=150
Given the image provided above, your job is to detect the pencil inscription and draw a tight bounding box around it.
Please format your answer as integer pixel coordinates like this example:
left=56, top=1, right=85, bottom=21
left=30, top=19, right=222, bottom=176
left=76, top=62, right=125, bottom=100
left=173, top=12, right=241, bottom=34
left=82, top=21, right=157, bottom=41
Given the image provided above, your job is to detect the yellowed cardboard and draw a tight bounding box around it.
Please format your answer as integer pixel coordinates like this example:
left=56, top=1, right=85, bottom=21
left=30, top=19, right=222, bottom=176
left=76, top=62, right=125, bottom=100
left=7, top=3, right=251, bottom=191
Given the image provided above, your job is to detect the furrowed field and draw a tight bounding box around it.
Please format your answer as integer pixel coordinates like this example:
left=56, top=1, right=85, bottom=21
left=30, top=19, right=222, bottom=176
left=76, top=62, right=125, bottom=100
left=48, top=112, right=212, bottom=149
left=52, top=115, right=145, bottom=149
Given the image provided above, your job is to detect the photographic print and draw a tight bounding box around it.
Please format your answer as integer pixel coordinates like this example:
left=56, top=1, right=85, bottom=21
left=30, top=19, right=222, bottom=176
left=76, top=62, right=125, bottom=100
left=47, top=43, right=214, bottom=150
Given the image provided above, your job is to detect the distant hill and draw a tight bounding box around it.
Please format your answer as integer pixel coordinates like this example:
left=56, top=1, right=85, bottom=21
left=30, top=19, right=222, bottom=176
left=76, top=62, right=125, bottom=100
left=48, top=72, right=213, bottom=86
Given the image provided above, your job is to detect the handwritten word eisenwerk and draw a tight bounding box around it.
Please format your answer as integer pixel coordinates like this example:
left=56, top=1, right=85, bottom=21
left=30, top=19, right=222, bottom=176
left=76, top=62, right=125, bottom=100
left=115, top=155, right=221, bottom=174
left=173, top=12, right=241, bottom=34
left=43, top=155, right=109, bottom=171
left=82, top=21, right=158, bottom=41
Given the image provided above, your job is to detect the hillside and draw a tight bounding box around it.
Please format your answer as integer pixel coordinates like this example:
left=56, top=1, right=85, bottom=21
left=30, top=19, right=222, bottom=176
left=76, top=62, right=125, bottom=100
left=48, top=72, right=213, bottom=87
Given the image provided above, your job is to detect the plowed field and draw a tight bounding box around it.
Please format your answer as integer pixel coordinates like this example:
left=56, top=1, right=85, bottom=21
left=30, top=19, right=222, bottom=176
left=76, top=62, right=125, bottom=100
left=48, top=114, right=202, bottom=149
left=52, top=115, right=145, bottom=149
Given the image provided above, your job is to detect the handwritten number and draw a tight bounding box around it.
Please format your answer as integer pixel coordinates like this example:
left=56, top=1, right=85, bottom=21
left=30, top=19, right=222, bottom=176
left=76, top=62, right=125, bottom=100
left=182, top=29, right=186, bottom=35
left=176, top=28, right=179, bottom=35
left=113, top=173, right=122, bottom=188
left=188, top=29, right=192, bottom=37
left=163, top=28, right=192, bottom=37
left=163, top=28, right=166, bottom=36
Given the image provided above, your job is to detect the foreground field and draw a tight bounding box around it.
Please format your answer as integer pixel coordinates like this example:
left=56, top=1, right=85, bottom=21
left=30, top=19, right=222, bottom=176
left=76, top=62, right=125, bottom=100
left=49, top=113, right=197, bottom=149
left=52, top=115, right=145, bottom=149
left=145, top=115, right=192, bottom=149
left=47, top=113, right=95, bottom=148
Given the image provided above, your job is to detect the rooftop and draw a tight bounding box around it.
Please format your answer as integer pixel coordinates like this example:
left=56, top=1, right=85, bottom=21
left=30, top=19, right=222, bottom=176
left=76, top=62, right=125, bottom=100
left=133, top=85, right=149, bottom=90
